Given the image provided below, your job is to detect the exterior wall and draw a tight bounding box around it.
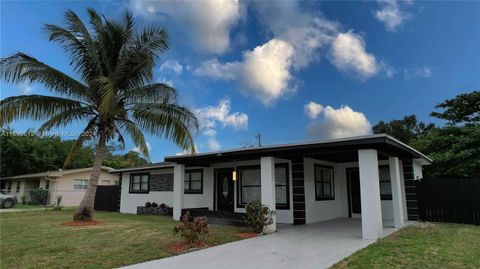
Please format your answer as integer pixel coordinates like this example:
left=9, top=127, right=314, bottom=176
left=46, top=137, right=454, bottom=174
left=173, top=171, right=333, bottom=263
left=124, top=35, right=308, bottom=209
left=304, top=158, right=349, bottom=224
left=119, top=158, right=295, bottom=224
left=50, top=170, right=117, bottom=206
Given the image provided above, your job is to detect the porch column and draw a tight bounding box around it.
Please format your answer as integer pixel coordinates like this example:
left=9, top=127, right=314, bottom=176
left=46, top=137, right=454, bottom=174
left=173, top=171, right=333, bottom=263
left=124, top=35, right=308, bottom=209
left=261, top=156, right=276, bottom=233
left=389, top=157, right=405, bottom=228
left=173, top=164, right=185, bottom=221
left=358, top=149, right=383, bottom=240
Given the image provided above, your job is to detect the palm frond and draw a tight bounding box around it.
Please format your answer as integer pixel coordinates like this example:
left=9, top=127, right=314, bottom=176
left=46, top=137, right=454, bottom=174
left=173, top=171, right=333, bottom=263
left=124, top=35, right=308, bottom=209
left=0, top=95, right=84, bottom=127
left=64, top=117, right=97, bottom=168
left=123, top=83, right=177, bottom=104
left=131, top=103, right=198, bottom=152
left=117, top=119, right=149, bottom=158
left=38, top=106, right=95, bottom=133
left=0, top=53, right=90, bottom=100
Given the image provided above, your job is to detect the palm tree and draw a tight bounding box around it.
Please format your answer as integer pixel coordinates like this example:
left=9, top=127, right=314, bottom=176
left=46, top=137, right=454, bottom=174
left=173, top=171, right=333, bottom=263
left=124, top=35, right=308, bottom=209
left=0, top=9, right=198, bottom=221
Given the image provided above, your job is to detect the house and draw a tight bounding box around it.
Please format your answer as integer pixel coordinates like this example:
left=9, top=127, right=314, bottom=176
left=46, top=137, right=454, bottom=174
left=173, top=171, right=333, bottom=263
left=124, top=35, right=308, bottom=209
left=115, top=134, right=431, bottom=240
left=0, top=166, right=118, bottom=206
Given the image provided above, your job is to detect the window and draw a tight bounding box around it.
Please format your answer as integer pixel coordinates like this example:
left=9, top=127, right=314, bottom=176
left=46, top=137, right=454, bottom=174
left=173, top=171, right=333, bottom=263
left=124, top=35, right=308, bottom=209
left=16, top=181, right=20, bottom=193
left=45, top=180, right=50, bottom=190
left=238, top=164, right=290, bottom=208
left=74, top=179, right=88, bottom=190
left=184, top=170, right=203, bottom=194
left=379, top=165, right=392, bottom=200
left=129, top=173, right=149, bottom=193
left=314, top=164, right=335, bottom=200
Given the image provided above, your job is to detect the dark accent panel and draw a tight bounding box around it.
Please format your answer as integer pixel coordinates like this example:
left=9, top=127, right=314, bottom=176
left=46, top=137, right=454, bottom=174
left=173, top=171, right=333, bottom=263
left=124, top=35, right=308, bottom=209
left=294, top=218, right=306, bottom=225
left=292, top=186, right=304, bottom=195
left=402, top=160, right=418, bottom=220
left=94, top=186, right=120, bottom=212
left=293, top=202, right=305, bottom=210
left=293, top=194, right=305, bottom=203
left=290, top=157, right=306, bottom=225
left=150, top=173, right=173, bottom=191
left=293, top=210, right=306, bottom=219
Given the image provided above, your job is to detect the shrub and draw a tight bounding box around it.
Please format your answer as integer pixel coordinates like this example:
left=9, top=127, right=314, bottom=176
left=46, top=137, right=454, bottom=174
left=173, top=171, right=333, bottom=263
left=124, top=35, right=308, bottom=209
left=245, top=200, right=275, bottom=234
left=53, top=195, right=63, bottom=211
left=20, top=195, right=27, bottom=205
left=29, top=189, right=48, bottom=205
left=174, top=211, right=209, bottom=244
left=151, top=202, right=158, bottom=208
left=145, top=202, right=152, bottom=208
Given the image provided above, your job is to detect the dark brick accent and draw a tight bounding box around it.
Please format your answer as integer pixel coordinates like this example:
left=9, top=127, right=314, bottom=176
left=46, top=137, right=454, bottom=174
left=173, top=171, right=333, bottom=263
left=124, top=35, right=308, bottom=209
left=150, top=173, right=174, bottom=191
left=403, top=159, right=418, bottom=221
left=290, top=157, right=306, bottom=225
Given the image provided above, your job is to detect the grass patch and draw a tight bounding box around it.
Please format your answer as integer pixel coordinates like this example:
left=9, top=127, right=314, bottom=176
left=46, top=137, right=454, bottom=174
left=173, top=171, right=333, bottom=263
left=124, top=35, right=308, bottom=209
left=332, top=223, right=480, bottom=269
left=0, top=209, right=246, bottom=269
left=11, top=204, right=45, bottom=209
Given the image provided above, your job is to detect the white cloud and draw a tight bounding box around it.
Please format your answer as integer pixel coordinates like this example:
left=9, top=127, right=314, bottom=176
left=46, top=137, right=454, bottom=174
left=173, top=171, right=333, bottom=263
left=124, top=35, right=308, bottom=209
left=159, top=60, right=183, bottom=75
left=330, top=31, right=379, bottom=79
left=18, top=82, right=33, bottom=94
left=195, top=39, right=295, bottom=106
left=130, top=0, right=243, bottom=54
left=207, top=138, right=221, bottom=151
left=304, top=101, right=324, bottom=119
left=404, top=66, right=432, bottom=79
left=374, top=0, right=413, bottom=32
left=306, top=104, right=372, bottom=140
left=195, top=99, right=248, bottom=151
left=132, top=141, right=152, bottom=154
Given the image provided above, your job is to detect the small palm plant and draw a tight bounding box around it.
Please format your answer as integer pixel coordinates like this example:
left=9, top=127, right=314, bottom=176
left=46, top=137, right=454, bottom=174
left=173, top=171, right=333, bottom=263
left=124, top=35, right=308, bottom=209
left=0, top=9, right=198, bottom=221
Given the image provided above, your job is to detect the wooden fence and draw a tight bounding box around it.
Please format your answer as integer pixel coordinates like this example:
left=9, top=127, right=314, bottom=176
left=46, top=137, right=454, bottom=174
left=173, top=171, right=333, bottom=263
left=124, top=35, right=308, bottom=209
left=416, top=178, right=480, bottom=225
left=94, top=185, right=120, bottom=212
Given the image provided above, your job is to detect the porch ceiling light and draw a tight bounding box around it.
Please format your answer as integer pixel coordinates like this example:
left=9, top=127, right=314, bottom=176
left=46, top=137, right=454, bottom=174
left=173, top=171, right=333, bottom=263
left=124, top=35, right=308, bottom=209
left=232, top=169, right=237, bottom=181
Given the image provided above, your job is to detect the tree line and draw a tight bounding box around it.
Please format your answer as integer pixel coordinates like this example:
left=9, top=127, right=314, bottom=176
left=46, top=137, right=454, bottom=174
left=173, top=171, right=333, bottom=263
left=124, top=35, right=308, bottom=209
left=373, top=91, right=479, bottom=178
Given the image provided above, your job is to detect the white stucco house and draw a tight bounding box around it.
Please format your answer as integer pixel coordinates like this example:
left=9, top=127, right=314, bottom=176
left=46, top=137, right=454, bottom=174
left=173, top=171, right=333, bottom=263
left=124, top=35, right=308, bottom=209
left=115, top=134, right=431, bottom=240
left=0, top=166, right=118, bottom=206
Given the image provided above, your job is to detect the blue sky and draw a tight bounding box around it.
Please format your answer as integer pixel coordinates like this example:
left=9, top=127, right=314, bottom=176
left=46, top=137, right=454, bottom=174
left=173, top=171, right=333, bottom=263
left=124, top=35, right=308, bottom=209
left=1, top=0, right=479, bottom=162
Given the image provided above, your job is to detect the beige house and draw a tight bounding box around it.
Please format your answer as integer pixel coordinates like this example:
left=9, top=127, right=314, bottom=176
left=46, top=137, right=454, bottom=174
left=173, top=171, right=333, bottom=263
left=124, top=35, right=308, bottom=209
left=0, top=166, right=118, bottom=206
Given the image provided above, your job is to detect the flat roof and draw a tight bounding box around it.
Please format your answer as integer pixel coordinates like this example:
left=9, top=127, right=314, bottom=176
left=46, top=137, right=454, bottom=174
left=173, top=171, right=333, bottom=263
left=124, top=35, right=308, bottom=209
left=165, top=134, right=432, bottom=166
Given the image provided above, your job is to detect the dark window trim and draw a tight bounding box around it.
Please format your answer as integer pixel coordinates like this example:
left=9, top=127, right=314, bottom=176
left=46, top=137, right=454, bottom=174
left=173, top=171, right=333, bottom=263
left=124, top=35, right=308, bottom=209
left=129, top=173, right=150, bottom=194
left=314, top=164, right=335, bottom=201
left=379, top=165, right=392, bottom=200
left=236, top=164, right=290, bottom=209
left=184, top=169, right=203, bottom=194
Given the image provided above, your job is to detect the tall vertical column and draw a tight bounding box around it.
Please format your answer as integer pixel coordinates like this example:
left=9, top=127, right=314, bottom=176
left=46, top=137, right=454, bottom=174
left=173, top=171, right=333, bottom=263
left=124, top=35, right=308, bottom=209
left=173, top=164, right=185, bottom=221
left=389, top=157, right=405, bottom=228
left=358, top=149, right=383, bottom=240
left=261, top=157, right=276, bottom=233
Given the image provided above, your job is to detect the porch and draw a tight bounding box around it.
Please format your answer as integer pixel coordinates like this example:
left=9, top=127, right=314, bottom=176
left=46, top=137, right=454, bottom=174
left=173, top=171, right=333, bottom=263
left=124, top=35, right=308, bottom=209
left=165, top=134, right=430, bottom=240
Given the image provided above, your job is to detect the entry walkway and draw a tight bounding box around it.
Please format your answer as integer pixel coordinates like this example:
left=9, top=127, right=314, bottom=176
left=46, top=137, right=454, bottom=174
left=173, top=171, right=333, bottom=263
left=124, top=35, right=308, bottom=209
left=121, top=218, right=401, bottom=269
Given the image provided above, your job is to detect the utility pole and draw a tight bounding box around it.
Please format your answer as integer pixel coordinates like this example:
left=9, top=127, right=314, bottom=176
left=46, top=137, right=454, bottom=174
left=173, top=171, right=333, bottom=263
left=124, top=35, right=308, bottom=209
left=255, top=132, right=262, bottom=147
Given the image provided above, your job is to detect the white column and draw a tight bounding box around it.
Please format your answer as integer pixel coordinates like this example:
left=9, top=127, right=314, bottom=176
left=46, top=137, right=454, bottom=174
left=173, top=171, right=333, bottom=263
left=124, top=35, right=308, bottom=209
left=261, top=156, right=276, bottom=234
left=173, top=164, right=185, bottom=221
left=413, top=160, right=423, bottom=180
left=358, top=149, right=383, bottom=240
left=10, top=181, right=17, bottom=195
left=399, top=161, right=408, bottom=221
left=389, top=157, right=405, bottom=228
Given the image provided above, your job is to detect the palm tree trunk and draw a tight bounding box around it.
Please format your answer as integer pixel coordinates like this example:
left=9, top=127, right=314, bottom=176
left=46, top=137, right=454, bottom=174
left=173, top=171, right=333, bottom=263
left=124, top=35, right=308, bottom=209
left=73, top=131, right=107, bottom=221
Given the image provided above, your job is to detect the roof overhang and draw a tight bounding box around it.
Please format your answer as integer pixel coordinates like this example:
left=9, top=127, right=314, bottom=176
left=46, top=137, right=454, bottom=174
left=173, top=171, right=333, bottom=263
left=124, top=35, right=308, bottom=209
left=164, top=134, right=432, bottom=167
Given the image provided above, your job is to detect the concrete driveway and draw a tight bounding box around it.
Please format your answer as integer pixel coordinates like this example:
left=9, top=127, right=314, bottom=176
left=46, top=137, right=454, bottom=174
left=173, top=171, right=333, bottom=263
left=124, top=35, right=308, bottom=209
left=121, top=218, right=401, bottom=269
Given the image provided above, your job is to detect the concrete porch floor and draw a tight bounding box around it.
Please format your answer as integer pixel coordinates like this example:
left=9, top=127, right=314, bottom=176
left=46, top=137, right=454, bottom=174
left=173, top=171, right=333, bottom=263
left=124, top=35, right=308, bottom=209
left=120, top=218, right=405, bottom=269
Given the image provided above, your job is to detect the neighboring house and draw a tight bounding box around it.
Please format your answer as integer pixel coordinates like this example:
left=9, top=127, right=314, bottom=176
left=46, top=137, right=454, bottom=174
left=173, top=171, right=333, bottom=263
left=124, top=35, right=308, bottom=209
left=114, top=134, right=431, bottom=240
left=0, top=166, right=118, bottom=206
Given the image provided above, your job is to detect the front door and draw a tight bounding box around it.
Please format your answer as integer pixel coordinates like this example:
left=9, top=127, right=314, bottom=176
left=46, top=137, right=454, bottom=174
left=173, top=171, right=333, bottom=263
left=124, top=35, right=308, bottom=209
left=215, top=169, right=234, bottom=212
left=347, top=168, right=361, bottom=217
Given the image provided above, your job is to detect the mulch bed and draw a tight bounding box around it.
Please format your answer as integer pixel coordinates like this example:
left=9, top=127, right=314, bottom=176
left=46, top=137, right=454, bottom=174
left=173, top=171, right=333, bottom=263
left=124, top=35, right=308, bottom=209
left=61, top=220, right=102, bottom=227
left=167, top=241, right=210, bottom=254
left=237, top=232, right=257, bottom=239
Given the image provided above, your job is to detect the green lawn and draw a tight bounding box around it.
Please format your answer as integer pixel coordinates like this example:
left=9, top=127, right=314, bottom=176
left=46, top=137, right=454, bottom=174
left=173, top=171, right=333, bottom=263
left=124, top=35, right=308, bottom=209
left=11, top=204, right=46, bottom=210
left=332, top=223, right=480, bottom=269
left=0, top=209, right=245, bottom=269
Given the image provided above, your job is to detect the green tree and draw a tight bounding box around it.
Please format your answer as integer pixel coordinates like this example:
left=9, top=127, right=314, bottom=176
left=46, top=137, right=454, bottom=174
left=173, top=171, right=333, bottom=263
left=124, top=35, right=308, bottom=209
left=0, top=9, right=198, bottom=220
left=430, top=91, right=480, bottom=126
left=103, top=151, right=149, bottom=169
left=372, top=115, right=434, bottom=144
left=411, top=125, right=480, bottom=178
